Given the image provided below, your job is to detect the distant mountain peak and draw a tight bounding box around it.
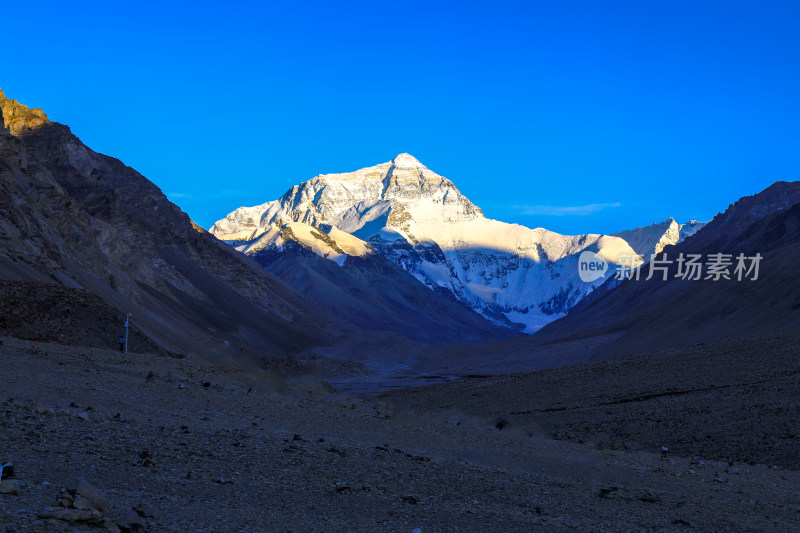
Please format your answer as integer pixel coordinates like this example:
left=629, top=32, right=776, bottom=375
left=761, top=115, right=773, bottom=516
left=612, top=217, right=706, bottom=259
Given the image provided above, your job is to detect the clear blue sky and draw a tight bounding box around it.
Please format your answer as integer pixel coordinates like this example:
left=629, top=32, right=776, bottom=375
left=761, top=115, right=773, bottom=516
left=3, top=1, right=799, bottom=234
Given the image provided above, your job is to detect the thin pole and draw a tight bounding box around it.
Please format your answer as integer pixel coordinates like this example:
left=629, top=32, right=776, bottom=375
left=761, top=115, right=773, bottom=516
left=124, top=313, right=132, bottom=354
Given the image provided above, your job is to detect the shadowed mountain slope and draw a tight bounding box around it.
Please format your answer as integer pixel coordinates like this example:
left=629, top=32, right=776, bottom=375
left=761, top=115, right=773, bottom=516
left=253, top=242, right=517, bottom=345
left=0, top=89, right=331, bottom=357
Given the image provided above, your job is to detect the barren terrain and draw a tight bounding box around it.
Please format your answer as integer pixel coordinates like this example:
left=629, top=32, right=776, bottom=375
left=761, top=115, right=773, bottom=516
left=1, top=335, right=799, bottom=531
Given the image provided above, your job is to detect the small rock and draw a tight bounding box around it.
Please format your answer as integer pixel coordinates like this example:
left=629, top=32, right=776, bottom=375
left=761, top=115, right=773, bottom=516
left=73, top=477, right=108, bottom=513
left=76, top=411, right=90, bottom=422
left=72, top=494, right=93, bottom=510
left=327, top=447, right=346, bottom=458
left=40, top=507, right=102, bottom=522
left=727, top=467, right=740, bottom=474
left=118, top=508, right=145, bottom=532
left=334, top=482, right=352, bottom=493
left=138, top=449, right=156, bottom=468
left=178, top=383, right=185, bottom=390
left=1, top=462, right=15, bottom=479
left=0, top=478, right=20, bottom=495
left=598, top=486, right=620, bottom=499
left=640, top=491, right=660, bottom=503
left=401, top=494, right=420, bottom=504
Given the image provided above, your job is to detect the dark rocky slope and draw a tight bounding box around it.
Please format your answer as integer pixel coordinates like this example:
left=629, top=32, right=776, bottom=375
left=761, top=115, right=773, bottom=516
left=0, top=280, right=158, bottom=353
left=0, top=89, right=330, bottom=357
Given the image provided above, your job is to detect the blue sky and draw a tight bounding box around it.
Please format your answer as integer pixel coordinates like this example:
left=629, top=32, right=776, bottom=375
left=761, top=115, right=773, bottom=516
left=3, top=1, right=799, bottom=234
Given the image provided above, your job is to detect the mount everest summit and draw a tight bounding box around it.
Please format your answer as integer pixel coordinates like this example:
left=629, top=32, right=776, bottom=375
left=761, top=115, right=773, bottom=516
left=211, top=154, right=701, bottom=332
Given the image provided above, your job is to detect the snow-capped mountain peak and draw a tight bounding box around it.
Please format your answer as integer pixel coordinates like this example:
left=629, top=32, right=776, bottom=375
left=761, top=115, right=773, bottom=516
left=612, top=218, right=707, bottom=260
left=390, top=152, right=426, bottom=169
left=210, top=155, right=649, bottom=332
left=210, top=154, right=484, bottom=240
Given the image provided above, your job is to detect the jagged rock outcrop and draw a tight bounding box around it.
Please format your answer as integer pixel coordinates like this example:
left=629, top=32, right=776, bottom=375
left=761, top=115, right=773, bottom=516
left=0, top=89, right=50, bottom=136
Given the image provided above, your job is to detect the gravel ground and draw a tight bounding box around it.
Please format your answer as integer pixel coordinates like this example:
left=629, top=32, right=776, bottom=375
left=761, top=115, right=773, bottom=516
left=2, top=336, right=799, bottom=532
left=387, top=332, right=800, bottom=470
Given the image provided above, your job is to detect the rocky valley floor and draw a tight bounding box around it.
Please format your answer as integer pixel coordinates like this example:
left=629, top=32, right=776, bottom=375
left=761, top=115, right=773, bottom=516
left=1, top=336, right=799, bottom=532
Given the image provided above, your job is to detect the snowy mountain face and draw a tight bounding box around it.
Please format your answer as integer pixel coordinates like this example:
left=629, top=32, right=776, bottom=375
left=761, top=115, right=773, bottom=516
left=229, top=221, right=373, bottom=267
left=211, top=153, right=484, bottom=238
left=211, top=154, right=648, bottom=332
left=612, top=218, right=707, bottom=260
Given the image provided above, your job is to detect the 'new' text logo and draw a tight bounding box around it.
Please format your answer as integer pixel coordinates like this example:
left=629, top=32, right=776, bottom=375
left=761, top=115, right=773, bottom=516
left=578, top=251, right=608, bottom=282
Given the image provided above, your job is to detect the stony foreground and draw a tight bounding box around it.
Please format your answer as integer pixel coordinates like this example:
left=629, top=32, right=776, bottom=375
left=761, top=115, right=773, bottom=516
left=1, top=337, right=799, bottom=531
